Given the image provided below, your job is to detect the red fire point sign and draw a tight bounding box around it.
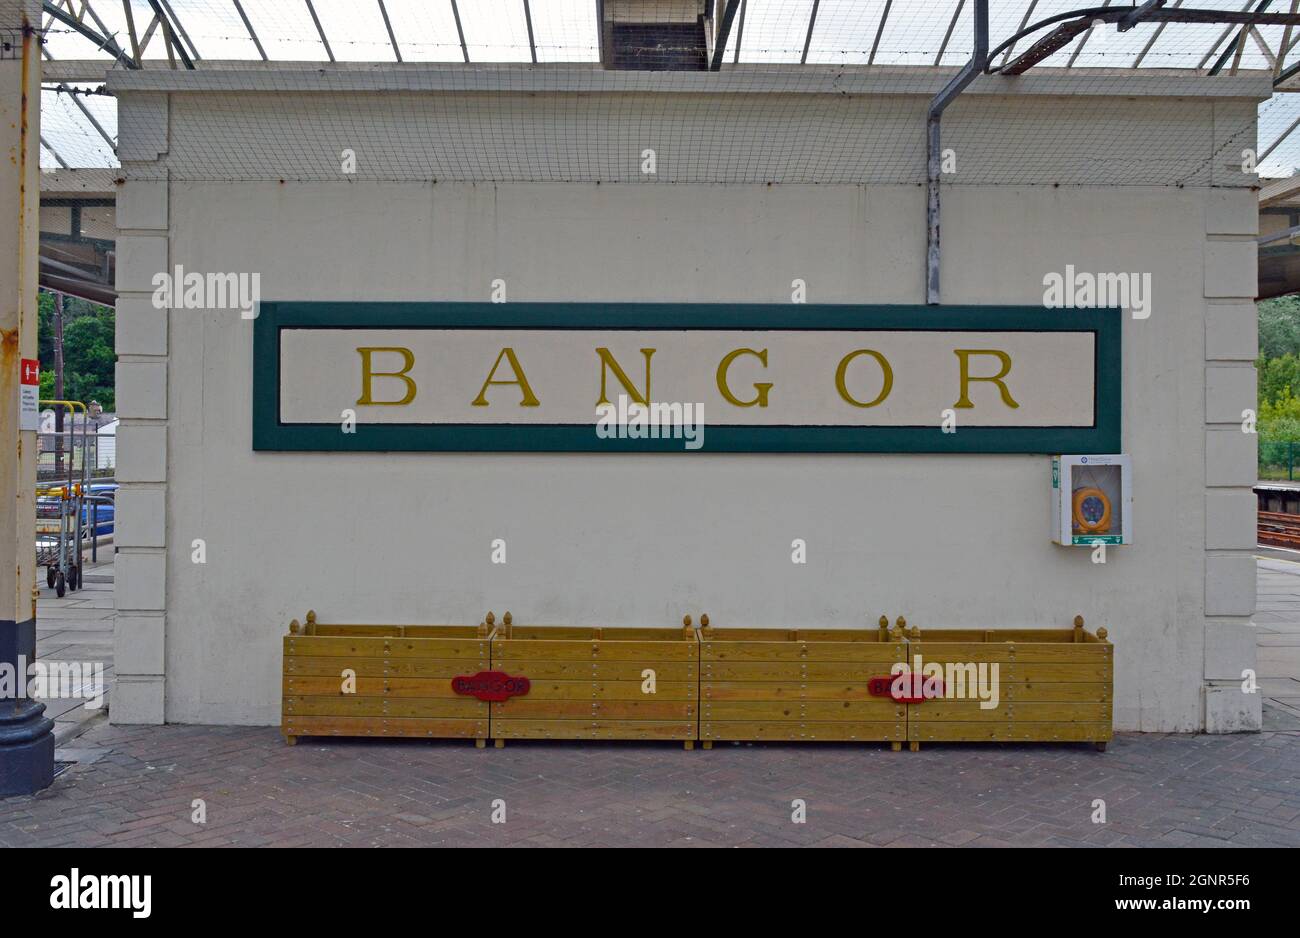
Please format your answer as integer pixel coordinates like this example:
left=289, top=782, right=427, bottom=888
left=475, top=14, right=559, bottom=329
left=19, top=359, right=39, bottom=431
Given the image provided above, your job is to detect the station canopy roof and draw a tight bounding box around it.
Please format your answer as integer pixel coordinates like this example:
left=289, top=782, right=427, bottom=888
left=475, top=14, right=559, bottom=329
left=35, top=1, right=1300, bottom=177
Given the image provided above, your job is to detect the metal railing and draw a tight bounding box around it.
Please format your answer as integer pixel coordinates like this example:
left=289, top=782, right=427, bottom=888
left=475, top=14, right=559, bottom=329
left=35, top=400, right=115, bottom=595
left=1260, top=439, right=1300, bottom=481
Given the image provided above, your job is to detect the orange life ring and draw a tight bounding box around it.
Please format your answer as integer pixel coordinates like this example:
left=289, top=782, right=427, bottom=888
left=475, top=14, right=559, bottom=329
left=1072, top=487, right=1111, bottom=535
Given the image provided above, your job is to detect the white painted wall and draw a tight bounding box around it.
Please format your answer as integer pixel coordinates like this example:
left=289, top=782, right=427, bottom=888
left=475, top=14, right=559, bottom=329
left=110, top=77, right=1262, bottom=731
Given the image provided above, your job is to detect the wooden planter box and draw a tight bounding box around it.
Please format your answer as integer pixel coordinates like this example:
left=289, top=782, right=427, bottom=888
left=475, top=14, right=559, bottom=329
left=282, top=610, right=491, bottom=746
left=489, top=613, right=699, bottom=747
left=905, top=616, right=1113, bottom=749
left=698, top=615, right=908, bottom=747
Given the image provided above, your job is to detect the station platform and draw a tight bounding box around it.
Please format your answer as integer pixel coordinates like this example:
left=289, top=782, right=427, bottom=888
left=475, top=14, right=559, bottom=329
left=0, top=556, right=1296, bottom=847
left=1255, top=555, right=1300, bottom=730
left=33, top=555, right=112, bottom=748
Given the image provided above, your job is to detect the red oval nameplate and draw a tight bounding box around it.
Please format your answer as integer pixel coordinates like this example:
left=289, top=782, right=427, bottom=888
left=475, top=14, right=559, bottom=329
left=452, top=671, right=531, bottom=702
left=868, top=673, right=944, bottom=704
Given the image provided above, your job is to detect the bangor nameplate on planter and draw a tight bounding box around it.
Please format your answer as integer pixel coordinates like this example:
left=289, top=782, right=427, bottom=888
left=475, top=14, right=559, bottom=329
left=252, top=302, right=1120, bottom=453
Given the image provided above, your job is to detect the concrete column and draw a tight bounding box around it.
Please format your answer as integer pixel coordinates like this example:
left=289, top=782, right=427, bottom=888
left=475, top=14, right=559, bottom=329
left=0, top=0, right=54, bottom=795
left=112, top=97, right=171, bottom=724
left=1202, top=185, right=1263, bottom=732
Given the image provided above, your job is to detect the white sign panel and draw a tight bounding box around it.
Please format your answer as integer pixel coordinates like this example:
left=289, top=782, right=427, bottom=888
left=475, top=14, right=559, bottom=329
left=253, top=303, right=1121, bottom=453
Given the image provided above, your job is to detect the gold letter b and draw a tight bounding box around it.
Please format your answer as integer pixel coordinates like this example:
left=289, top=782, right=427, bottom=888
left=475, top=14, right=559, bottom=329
left=356, top=347, right=417, bottom=406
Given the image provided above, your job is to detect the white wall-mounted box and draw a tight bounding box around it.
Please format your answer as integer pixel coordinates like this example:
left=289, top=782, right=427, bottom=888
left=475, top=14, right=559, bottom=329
left=1052, top=454, right=1133, bottom=546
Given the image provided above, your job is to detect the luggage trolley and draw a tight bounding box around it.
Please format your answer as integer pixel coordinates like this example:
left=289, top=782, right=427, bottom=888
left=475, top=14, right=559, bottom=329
left=36, top=399, right=94, bottom=596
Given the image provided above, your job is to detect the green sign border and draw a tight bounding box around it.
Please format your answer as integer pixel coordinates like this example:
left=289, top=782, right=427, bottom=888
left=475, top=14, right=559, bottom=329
left=252, top=302, right=1121, bottom=453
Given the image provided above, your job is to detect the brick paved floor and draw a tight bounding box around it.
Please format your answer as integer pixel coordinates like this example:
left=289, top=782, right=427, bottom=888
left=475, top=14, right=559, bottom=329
left=3, top=723, right=1298, bottom=847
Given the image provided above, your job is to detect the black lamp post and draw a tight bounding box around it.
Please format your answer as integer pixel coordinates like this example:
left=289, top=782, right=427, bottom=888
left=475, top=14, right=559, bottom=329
left=0, top=650, right=55, bottom=796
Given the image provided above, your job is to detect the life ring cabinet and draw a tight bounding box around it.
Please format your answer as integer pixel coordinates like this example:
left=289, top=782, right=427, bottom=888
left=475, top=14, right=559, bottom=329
left=1051, top=454, right=1132, bottom=547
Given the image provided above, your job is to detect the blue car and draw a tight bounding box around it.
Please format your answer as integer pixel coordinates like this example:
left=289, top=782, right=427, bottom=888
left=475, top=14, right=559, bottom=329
left=82, top=483, right=116, bottom=535
left=36, top=483, right=116, bottom=536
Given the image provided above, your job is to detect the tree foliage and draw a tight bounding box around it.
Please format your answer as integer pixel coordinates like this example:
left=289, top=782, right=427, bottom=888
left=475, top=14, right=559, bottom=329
left=36, top=291, right=115, bottom=411
left=1259, top=295, right=1300, bottom=360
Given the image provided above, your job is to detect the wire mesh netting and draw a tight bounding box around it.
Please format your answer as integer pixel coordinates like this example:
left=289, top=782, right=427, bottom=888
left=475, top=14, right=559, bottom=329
left=98, top=81, right=1244, bottom=187
left=25, top=0, right=1300, bottom=183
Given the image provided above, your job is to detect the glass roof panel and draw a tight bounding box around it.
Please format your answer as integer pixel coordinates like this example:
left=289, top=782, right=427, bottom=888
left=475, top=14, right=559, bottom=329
left=32, top=0, right=1300, bottom=178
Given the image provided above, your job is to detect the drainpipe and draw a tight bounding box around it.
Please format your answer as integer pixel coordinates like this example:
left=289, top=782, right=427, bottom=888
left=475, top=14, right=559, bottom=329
left=926, top=0, right=989, bottom=305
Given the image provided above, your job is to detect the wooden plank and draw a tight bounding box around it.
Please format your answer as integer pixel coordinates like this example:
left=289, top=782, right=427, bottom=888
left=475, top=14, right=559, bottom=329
left=282, top=695, right=485, bottom=718
left=899, top=665, right=1113, bottom=698
left=284, top=656, right=486, bottom=678
left=700, top=641, right=906, bottom=662
left=703, top=681, right=880, bottom=701
left=940, top=662, right=1111, bottom=682
left=281, top=715, right=486, bottom=738
left=702, top=680, right=1110, bottom=704
left=505, top=626, right=691, bottom=642
left=910, top=701, right=1112, bottom=722
left=522, top=680, right=696, bottom=701
left=912, top=642, right=1111, bottom=663
left=283, top=675, right=464, bottom=698
left=491, top=719, right=695, bottom=740
left=307, top=624, right=483, bottom=639
left=491, top=639, right=696, bottom=661
left=909, top=721, right=1112, bottom=742
left=305, top=625, right=402, bottom=637
left=492, top=658, right=696, bottom=681
left=402, top=625, right=488, bottom=639
left=961, top=681, right=1110, bottom=703
left=701, top=699, right=904, bottom=720
left=492, top=699, right=695, bottom=720
left=702, top=628, right=891, bottom=642
left=702, top=661, right=895, bottom=682
left=912, top=629, right=1084, bottom=642
left=284, top=636, right=489, bottom=658
left=1001, top=663, right=1111, bottom=682
left=700, top=721, right=905, bottom=741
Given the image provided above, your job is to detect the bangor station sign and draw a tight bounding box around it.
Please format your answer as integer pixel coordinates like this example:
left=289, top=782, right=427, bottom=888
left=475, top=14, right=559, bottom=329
left=253, top=303, right=1120, bottom=453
